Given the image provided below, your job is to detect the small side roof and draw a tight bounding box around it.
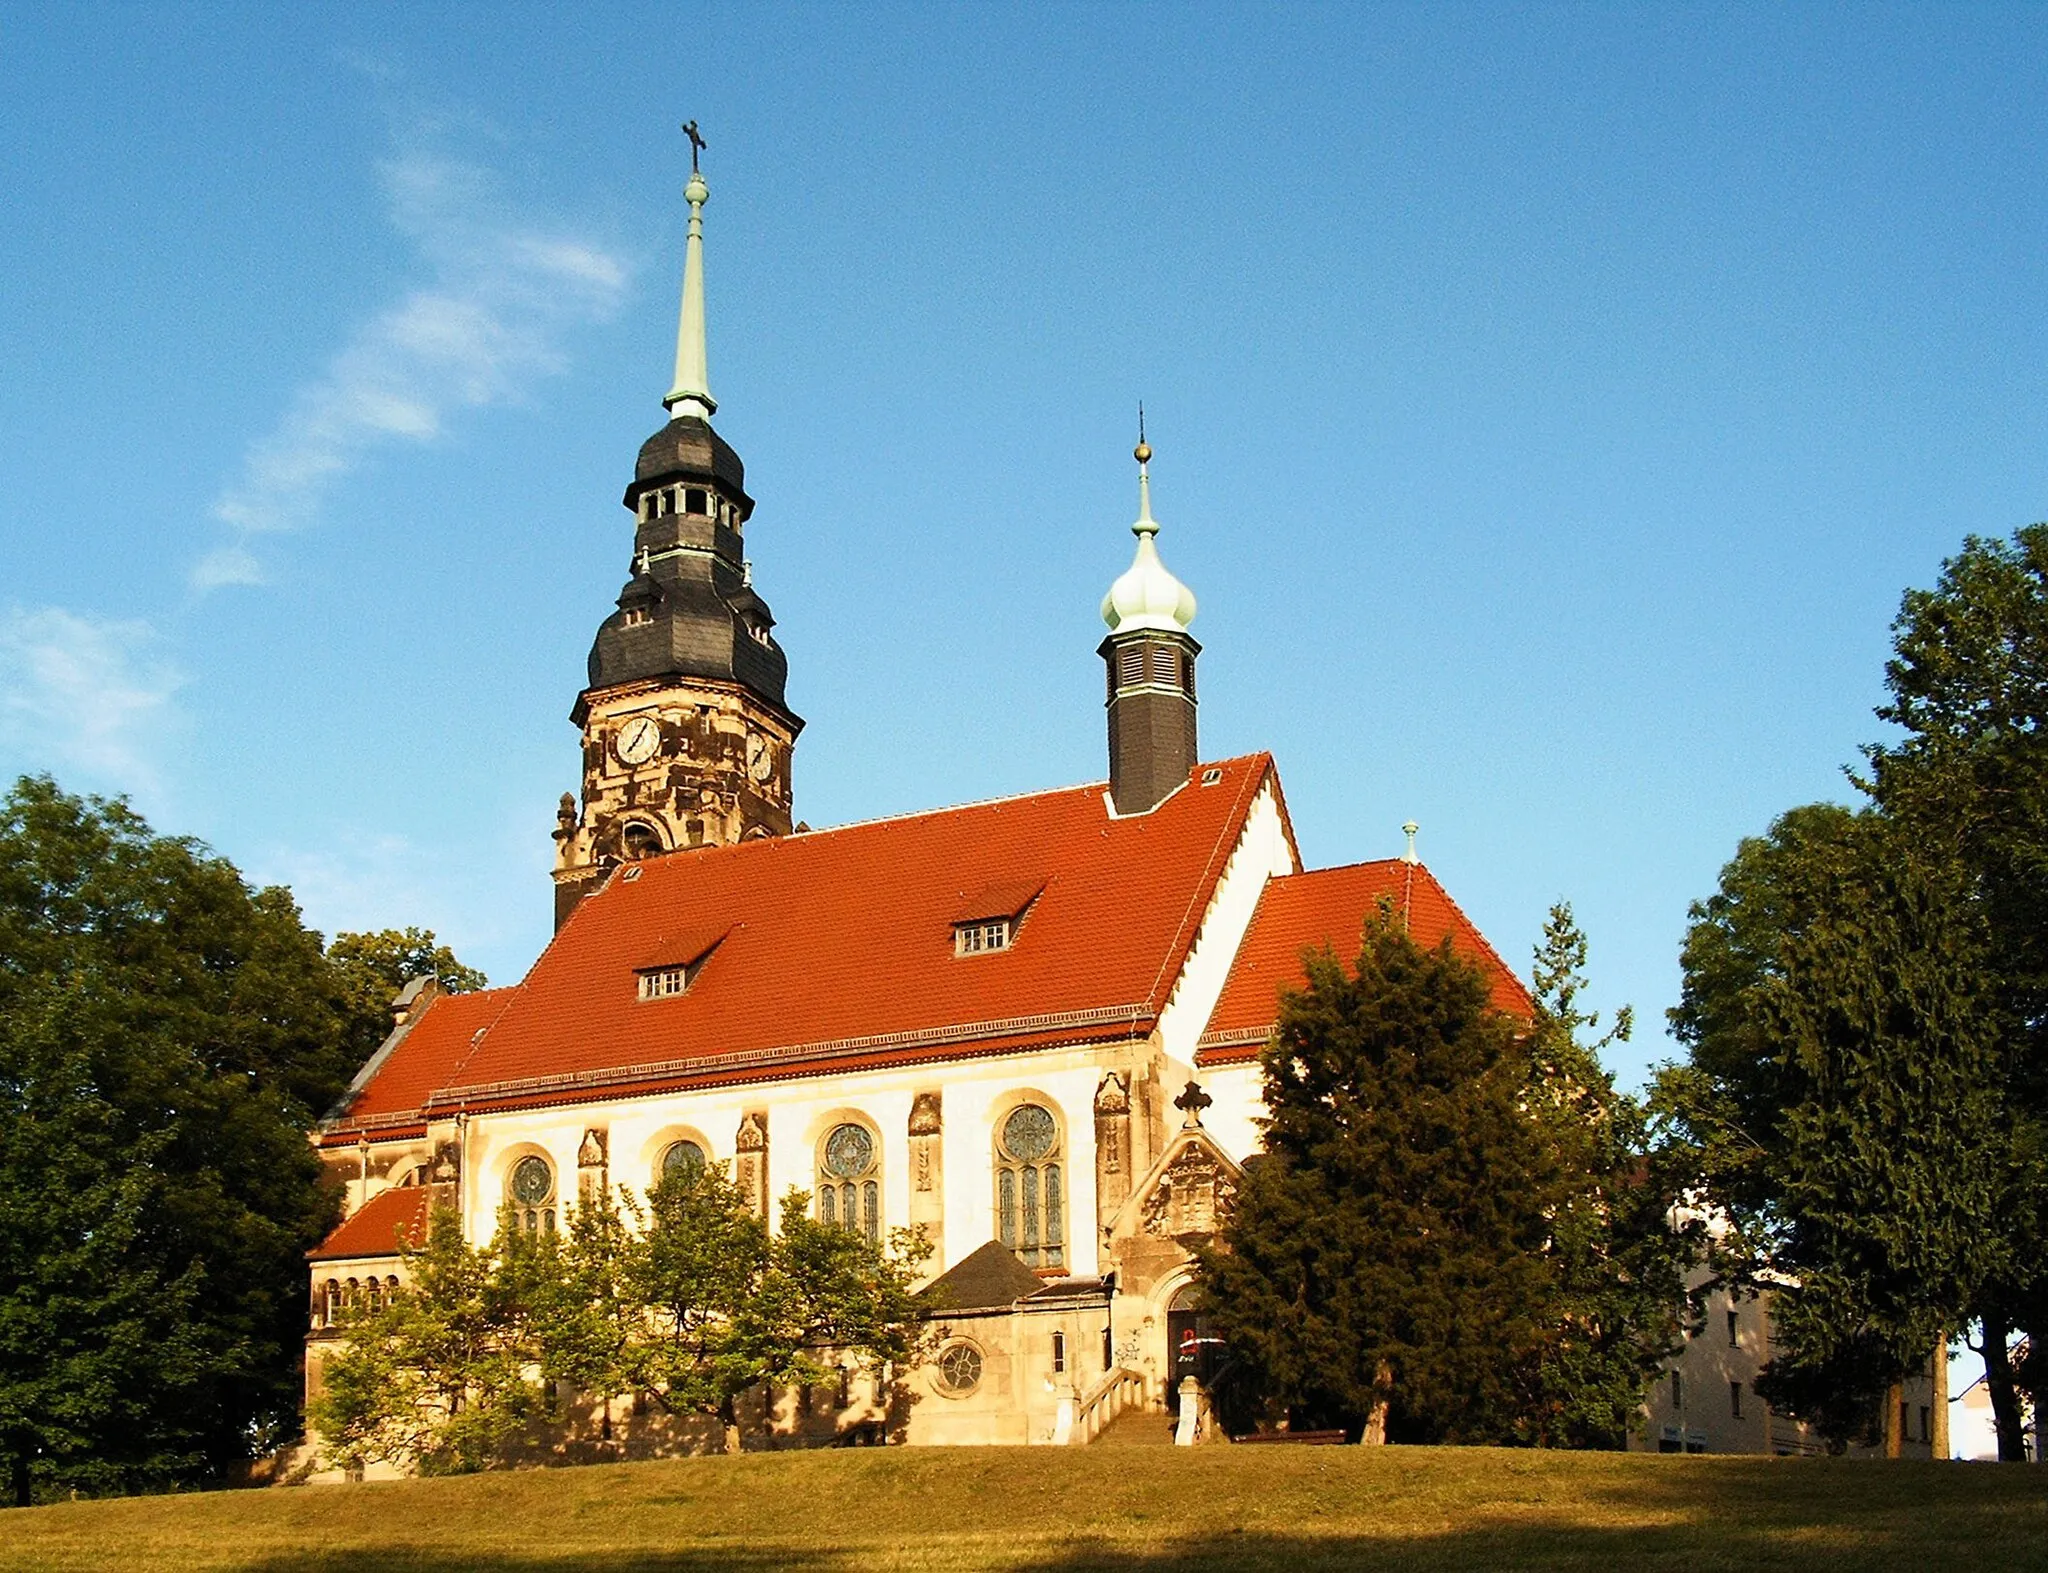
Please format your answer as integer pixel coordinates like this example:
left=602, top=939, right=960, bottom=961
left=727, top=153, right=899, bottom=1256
left=1197, top=859, right=1532, bottom=1065
left=323, top=987, right=516, bottom=1144
left=922, top=1240, right=1048, bottom=1313
left=309, top=1185, right=435, bottom=1263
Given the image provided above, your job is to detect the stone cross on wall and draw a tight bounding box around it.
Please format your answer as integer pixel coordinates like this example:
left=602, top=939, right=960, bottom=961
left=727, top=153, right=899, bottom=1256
left=1173, top=1079, right=1212, bottom=1129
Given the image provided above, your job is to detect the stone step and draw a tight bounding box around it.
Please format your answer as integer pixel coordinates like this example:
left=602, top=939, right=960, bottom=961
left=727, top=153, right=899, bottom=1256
left=1089, top=1408, right=1178, bottom=1446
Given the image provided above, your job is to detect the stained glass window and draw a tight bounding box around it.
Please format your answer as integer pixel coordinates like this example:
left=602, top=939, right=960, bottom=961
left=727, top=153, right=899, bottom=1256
left=817, top=1121, right=880, bottom=1241
left=995, top=1103, right=1064, bottom=1269
left=937, top=1342, right=983, bottom=1394
left=661, top=1139, right=706, bottom=1180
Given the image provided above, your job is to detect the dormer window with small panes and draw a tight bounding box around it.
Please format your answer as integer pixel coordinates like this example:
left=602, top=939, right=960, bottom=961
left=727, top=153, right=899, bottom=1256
left=955, top=918, right=1012, bottom=956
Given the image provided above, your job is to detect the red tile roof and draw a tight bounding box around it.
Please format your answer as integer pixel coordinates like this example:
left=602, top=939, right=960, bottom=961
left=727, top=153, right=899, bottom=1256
left=325, top=987, right=515, bottom=1141
left=415, top=755, right=1280, bottom=1113
left=309, top=1184, right=434, bottom=1262
left=1196, top=859, right=1532, bottom=1065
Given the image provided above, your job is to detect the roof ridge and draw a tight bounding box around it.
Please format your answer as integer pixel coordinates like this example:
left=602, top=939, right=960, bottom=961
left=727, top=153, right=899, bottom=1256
left=1401, top=861, right=1533, bottom=1010
left=758, top=752, right=1277, bottom=848
left=1140, top=755, right=1274, bottom=1012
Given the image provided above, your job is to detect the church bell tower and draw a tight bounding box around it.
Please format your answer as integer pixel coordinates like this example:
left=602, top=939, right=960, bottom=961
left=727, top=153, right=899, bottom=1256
left=552, top=133, right=802, bottom=928
left=1099, top=428, right=1199, bottom=815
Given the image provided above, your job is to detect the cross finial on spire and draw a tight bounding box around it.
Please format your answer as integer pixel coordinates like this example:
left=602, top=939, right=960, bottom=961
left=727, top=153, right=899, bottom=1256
left=665, top=124, right=716, bottom=420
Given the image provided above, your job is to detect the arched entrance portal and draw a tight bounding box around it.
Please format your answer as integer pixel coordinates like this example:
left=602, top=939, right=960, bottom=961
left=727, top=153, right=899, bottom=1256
left=1166, top=1283, right=1223, bottom=1420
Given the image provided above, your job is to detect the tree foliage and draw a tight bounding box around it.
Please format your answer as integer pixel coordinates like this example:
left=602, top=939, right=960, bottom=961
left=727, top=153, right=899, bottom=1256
left=325, top=928, right=488, bottom=1090
left=312, top=1169, right=930, bottom=1473
left=0, top=778, right=349, bottom=1502
left=1656, top=803, right=2004, bottom=1445
left=1523, top=905, right=1696, bottom=1448
left=1199, top=904, right=1679, bottom=1446
left=1864, top=523, right=2048, bottom=1453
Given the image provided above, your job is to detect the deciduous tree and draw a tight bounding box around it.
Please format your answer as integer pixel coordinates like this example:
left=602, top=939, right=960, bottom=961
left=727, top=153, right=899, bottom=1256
left=0, top=777, right=348, bottom=1502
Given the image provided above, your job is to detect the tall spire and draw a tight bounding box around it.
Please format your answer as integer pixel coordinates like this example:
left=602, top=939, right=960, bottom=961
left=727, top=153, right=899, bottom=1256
left=664, top=123, right=716, bottom=421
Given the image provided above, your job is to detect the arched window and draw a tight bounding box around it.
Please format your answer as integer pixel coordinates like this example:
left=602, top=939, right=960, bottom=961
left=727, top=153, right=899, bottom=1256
left=386, top=1274, right=400, bottom=1299
left=817, top=1122, right=880, bottom=1241
left=323, top=1278, right=340, bottom=1327
left=996, top=1103, right=1064, bottom=1269
left=509, top=1153, right=556, bottom=1233
left=660, top=1138, right=706, bottom=1184
left=621, top=822, right=663, bottom=861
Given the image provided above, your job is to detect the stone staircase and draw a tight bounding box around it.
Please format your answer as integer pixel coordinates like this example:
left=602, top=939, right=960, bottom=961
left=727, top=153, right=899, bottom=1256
left=1090, top=1407, right=1178, bottom=1445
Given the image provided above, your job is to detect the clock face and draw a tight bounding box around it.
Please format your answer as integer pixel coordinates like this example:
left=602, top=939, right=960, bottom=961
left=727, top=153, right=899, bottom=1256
left=746, top=733, right=773, bottom=782
left=615, top=715, right=661, bottom=766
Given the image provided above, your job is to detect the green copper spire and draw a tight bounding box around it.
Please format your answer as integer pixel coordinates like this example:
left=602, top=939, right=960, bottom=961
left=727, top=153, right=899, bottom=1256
left=664, top=123, right=716, bottom=421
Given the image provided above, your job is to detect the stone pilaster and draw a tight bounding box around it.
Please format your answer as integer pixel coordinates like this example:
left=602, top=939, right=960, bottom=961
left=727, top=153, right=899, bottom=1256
left=908, top=1091, right=943, bottom=1263
left=735, top=1110, right=769, bottom=1216
left=1094, top=1072, right=1133, bottom=1225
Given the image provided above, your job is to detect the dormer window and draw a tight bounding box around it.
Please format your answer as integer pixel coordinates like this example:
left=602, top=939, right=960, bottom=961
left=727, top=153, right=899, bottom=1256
left=623, top=606, right=652, bottom=628
left=955, top=918, right=1012, bottom=956
left=638, top=965, right=691, bottom=1000
left=634, top=932, right=725, bottom=1000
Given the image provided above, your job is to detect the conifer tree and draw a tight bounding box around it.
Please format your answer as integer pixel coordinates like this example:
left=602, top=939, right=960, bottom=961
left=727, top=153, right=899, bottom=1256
left=1199, top=906, right=1563, bottom=1442
left=1524, top=905, right=1696, bottom=1448
left=1864, top=523, right=2048, bottom=1455
left=1658, top=804, right=2004, bottom=1447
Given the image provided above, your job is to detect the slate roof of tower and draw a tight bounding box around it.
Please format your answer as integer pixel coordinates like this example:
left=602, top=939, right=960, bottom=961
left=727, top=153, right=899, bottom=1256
left=1196, top=859, right=1532, bottom=1065
left=327, top=754, right=1280, bottom=1130
left=309, top=1184, right=435, bottom=1262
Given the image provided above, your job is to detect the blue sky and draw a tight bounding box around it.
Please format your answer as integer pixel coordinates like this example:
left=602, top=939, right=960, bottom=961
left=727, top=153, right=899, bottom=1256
left=5, top=5, right=2047, bottom=1092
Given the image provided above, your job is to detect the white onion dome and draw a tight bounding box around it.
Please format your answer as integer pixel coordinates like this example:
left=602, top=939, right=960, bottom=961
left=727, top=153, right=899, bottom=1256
left=1101, top=440, right=1197, bottom=634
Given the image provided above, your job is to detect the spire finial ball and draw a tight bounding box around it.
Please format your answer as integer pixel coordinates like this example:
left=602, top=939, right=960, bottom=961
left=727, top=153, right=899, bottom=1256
left=685, top=171, right=709, bottom=206
left=1133, top=440, right=1152, bottom=464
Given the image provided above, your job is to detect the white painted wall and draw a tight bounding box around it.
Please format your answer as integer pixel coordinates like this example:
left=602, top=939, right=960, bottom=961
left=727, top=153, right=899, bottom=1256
left=454, top=1040, right=1143, bottom=1280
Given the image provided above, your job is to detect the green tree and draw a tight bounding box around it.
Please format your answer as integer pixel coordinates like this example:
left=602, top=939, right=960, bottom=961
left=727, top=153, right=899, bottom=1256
left=326, top=928, right=487, bottom=1083
left=1864, top=523, right=2048, bottom=1456
left=1524, top=905, right=1696, bottom=1448
left=0, top=777, right=349, bottom=1502
left=617, top=1166, right=931, bottom=1452
left=1198, top=906, right=1565, bottom=1443
left=312, top=1208, right=544, bottom=1475
left=1656, top=804, right=2004, bottom=1447
left=319, top=1166, right=932, bottom=1470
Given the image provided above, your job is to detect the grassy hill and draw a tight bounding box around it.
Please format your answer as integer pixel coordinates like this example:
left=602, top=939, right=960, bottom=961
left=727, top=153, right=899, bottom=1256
left=4, top=1446, right=2043, bottom=1572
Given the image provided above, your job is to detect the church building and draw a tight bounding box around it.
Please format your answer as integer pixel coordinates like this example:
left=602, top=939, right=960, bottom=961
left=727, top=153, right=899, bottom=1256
left=303, top=150, right=1528, bottom=1461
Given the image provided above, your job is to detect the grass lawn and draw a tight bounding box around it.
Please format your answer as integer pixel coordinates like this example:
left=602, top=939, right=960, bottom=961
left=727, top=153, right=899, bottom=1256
left=2, top=1446, right=2042, bottom=1572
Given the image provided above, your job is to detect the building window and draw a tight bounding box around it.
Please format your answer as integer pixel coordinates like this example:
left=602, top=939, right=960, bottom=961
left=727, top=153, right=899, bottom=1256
left=639, top=965, right=691, bottom=1001
left=1919, top=1406, right=1931, bottom=1444
left=936, top=1341, right=983, bottom=1395
left=621, top=822, right=664, bottom=861
left=1671, top=1372, right=1683, bottom=1409
left=1102, top=1325, right=1113, bottom=1370
left=1727, top=1307, right=1739, bottom=1347
left=509, top=1154, right=556, bottom=1234
left=623, top=605, right=652, bottom=628
left=996, top=1103, right=1064, bottom=1270
left=1730, top=1381, right=1743, bottom=1419
left=686, top=488, right=708, bottom=514
left=1052, top=1332, right=1066, bottom=1374
left=837, top=1366, right=852, bottom=1410
left=954, top=918, right=1011, bottom=956
left=323, top=1278, right=341, bottom=1327
left=818, top=1122, right=880, bottom=1241
left=661, top=1139, right=706, bottom=1181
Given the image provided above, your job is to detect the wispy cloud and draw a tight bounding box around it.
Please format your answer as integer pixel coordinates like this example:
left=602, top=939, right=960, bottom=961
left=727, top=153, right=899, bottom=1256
left=0, top=607, right=185, bottom=794
left=200, top=148, right=629, bottom=586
